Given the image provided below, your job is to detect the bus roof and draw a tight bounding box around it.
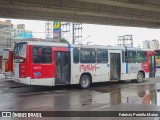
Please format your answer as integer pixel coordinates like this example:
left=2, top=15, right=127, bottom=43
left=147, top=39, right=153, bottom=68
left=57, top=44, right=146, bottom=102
left=16, top=41, right=152, bottom=51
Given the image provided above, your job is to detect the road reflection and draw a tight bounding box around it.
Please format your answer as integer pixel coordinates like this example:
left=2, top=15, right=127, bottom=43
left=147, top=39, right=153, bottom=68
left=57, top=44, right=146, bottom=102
left=92, top=84, right=159, bottom=107
left=0, top=79, right=160, bottom=112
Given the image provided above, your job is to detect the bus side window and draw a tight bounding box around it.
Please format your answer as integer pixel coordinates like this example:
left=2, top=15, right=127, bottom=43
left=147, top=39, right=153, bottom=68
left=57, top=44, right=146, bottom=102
left=84, top=51, right=90, bottom=63
left=73, top=48, right=79, bottom=63
left=80, top=50, right=84, bottom=63
left=125, top=51, right=128, bottom=63
left=33, top=47, right=52, bottom=64
left=80, top=49, right=96, bottom=63
left=33, top=56, right=40, bottom=63
left=136, top=51, right=146, bottom=63
left=97, top=50, right=102, bottom=63
left=122, top=51, right=125, bottom=63
left=126, top=51, right=136, bottom=63
left=33, top=48, right=41, bottom=63
left=41, top=48, right=52, bottom=63
left=45, top=49, right=52, bottom=63
left=90, top=50, right=96, bottom=63
left=97, top=49, right=108, bottom=63
left=80, top=49, right=88, bottom=63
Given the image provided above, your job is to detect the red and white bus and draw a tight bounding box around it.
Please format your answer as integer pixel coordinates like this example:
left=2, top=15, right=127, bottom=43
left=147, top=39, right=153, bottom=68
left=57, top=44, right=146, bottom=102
left=2, top=48, right=13, bottom=79
left=13, top=41, right=156, bottom=88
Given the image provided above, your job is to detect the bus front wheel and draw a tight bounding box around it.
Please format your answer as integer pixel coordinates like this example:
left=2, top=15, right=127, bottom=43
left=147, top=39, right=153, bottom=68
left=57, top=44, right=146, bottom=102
left=137, top=72, right=144, bottom=83
left=80, top=75, right=91, bottom=89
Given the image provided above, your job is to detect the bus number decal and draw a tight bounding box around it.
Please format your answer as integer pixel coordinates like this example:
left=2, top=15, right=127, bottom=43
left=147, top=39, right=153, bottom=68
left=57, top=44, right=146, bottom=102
left=33, top=66, right=41, bottom=69
left=80, top=64, right=98, bottom=72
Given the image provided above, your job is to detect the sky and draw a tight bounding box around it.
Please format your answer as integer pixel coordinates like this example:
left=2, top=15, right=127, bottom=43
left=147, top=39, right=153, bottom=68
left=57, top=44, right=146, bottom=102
left=2, top=18, right=160, bottom=48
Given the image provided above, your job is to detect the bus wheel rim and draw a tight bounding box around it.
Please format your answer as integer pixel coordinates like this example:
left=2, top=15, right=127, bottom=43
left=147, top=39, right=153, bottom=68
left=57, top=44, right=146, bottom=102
left=138, top=74, right=143, bottom=80
left=82, top=78, right=89, bottom=87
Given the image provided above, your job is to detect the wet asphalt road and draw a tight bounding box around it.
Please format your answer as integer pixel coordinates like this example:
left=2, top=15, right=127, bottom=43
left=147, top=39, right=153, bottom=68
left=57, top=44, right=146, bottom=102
left=0, top=78, right=160, bottom=120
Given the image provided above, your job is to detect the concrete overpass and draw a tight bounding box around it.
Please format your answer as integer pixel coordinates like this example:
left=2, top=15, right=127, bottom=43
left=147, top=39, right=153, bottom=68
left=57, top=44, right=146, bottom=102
left=0, top=0, right=160, bottom=28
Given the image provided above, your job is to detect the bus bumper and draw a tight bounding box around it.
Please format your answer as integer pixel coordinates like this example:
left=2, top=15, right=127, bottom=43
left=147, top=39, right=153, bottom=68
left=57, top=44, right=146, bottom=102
left=13, top=77, right=55, bottom=86
left=13, top=77, right=31, bottom=85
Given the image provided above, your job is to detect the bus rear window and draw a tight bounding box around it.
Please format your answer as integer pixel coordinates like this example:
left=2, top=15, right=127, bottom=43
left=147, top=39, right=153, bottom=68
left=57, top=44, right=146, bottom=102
left=13, top=43, right=27, bottom=62
left=32, top=46, right=52, bottom=63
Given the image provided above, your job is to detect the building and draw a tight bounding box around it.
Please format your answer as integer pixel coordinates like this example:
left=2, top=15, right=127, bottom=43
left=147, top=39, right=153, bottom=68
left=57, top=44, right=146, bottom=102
left=11, top=24, right=32, bottom=40
left=150, top=39, right=159, bottom=50
left=0, top=20, right=12, bottom=69
left=142, top=39, right=159, bottom=50
left=142, top=40, right=150, bottom=49
left=0, top=20, right=33, bottom=70
left=10, top=24, right=33, bottom=48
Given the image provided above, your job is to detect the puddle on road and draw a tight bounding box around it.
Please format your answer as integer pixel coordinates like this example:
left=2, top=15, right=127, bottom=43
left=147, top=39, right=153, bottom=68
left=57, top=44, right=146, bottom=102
left=1, top=78, right=160, bottom=111
left=90, top=84, right=160, bottom=107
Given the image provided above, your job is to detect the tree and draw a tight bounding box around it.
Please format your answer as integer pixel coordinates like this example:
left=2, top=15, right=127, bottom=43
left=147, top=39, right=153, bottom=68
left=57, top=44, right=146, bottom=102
left=60, top=38, right=69, bottom=43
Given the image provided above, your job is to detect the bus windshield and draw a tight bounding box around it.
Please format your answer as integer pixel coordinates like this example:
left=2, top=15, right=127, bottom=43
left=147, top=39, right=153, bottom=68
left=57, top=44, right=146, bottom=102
left=13, top=42, right=27, bottom=62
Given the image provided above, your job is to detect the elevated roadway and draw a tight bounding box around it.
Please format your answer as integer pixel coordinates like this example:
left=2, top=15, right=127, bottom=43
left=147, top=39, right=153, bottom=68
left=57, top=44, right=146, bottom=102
left=0, top=0, right=160, bottom=28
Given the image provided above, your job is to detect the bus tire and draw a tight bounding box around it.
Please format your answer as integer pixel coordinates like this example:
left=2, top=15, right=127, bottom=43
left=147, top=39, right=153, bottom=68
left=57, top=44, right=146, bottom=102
left=137, top=72, right=144, bottom=83
left=80, top=75, right=91, bottom=89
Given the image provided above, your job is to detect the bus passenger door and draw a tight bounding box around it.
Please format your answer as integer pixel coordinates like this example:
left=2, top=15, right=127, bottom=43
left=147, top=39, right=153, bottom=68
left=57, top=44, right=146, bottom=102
left=149, top=56, right=155, bottom=77
left=110, top=53, right=121, bottom=80
left=55, top=52, right=70, bottom=84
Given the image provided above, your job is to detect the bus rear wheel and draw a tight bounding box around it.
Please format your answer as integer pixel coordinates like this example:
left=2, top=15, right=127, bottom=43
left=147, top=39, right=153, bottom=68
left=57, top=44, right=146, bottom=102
left=80, top=75, right=91, bottom=89
left=137, top=72, right=144, bottom=83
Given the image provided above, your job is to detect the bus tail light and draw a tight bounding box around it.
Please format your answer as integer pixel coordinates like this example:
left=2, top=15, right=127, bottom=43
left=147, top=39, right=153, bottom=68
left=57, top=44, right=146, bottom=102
left=20, top=65, right=27, bottom=78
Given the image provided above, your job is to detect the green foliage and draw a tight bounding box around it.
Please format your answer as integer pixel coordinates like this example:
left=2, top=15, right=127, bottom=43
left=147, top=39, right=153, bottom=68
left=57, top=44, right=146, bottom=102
left=60, top=38, right=69, bottom=43
left=156, top=56, right=160, bottom=59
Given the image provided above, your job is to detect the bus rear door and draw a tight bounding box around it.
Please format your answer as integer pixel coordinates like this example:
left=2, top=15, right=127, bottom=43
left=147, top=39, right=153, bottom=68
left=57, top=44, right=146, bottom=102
left=109, top=51, right=121, bottom=81
left=55, top=51, right=70, bottom=85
